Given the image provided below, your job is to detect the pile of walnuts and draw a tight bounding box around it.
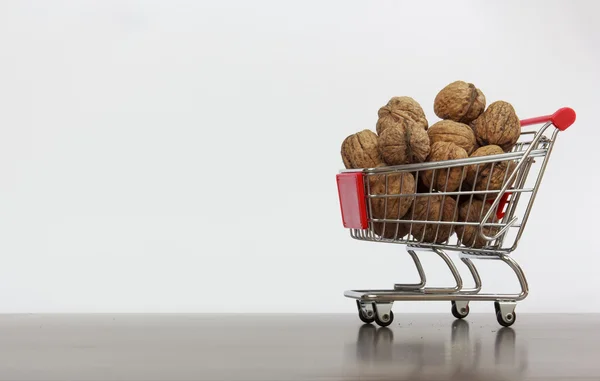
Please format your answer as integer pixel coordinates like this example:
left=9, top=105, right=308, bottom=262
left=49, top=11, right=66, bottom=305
left=340, top=80, right=521, bottom=248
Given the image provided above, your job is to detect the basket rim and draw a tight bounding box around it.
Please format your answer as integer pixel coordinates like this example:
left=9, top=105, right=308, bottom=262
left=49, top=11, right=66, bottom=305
left=338, top=148, right=548, bottom=174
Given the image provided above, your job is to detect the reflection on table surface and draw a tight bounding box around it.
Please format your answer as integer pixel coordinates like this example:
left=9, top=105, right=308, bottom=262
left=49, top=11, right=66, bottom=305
left=345, top=318, right=527, bottom=381
left=1, top=314, right=599, bottom=381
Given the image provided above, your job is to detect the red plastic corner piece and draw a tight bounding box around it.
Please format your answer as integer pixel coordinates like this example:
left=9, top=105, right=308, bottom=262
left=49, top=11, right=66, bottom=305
left=336, top=172, right=368, bottom=229
left=551, top=107, right=576, bottom=131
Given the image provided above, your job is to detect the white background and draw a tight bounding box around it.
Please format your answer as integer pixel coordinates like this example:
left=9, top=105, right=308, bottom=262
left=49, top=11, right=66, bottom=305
left=0, top=0, right=598, bottom=314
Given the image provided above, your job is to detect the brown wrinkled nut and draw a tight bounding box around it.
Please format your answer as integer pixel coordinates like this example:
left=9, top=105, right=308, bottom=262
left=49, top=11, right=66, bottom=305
left=415, top=174, right=433, bottom=193
left=371, top=216, right=411, bottom=240
left=471, top=101, right=520, bottom=152
left=376, top=96, right=429, bottom=135
left=409, top=194, right=457, bottom=244
left=371, top=183, right=413, bottom=240
left=465, top=145, right=517, bottom=199
left=341, top=129, right=384, bottom=169
left=455, top=199, right=500, bottom=249
left=368, top=171, right=416, bottom=223
left=421, top=142, right=468, bottom=192
left=434, top=81, right=486, bottom=124
left=427, top=120, right=477, bottom=155
left=378, top=120, right=431, bottom=165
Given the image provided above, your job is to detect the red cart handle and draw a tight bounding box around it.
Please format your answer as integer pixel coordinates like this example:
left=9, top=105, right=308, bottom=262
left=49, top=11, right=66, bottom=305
left=520, top=107, right=576, bottom=131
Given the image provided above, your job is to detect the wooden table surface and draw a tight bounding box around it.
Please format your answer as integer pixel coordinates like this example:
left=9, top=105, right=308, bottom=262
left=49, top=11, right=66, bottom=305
left=0, top=313, right=598, bottom=380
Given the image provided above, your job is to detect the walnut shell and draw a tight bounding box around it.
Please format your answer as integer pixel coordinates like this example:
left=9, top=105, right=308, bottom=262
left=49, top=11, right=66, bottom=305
left=421, top=142, right=468, bottom=192
left=378, top=120, right=431, bottom=165
left=371, top=184, right=421, bottom=240
left=455, top=199, right=500, bottom=249
left=376, top=96, right=428, bottom=135
left=471, top=101, right=520, bottom=152
left=368, top=171, right=416, bottom=223
left=433, top=81, right=486, bottom=124
left=427, top=120, right=477, bottom=155
left=409, top=194, right=458, bottom=244
left=371, top=217, right=411, bottom=240
left=465, top=145, right=517, bottom=199
left=341, top=129, right=384, bottom=169
left=416, top=174, right=433, bottom=193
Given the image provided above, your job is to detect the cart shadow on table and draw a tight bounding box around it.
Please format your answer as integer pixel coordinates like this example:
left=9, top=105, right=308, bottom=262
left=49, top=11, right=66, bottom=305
left=345, top=319, right=528, bottom=381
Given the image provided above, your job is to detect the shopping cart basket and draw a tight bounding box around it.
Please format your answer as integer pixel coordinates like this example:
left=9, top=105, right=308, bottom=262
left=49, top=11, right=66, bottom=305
left=336, top=107, right=576, bottom=327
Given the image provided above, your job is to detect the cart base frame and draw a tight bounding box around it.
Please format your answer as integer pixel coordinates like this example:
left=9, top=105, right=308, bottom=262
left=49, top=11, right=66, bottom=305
left=344, top=247, right=528, bottom=327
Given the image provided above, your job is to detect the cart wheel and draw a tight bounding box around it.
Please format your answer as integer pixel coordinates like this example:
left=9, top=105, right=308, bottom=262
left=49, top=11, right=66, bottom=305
left=494, top=301, right=517, bottom=327
left=374, top=310, right=394, bottom=327
left=359, top=310, right=375, bottom=324
left=496, top=310, right=516, bottom=327
left=356, top=301, right=375, bottom=324
left=451, top=301, right=470, bottom=319
left=372, top=305, right=394, bottom=327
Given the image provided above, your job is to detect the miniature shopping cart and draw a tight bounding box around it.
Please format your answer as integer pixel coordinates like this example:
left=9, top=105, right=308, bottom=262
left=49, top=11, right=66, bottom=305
left=336, top=107, right=576, bottom=327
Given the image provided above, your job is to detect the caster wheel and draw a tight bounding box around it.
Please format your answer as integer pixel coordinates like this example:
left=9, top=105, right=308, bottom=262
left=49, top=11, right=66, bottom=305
left=494, top=301, right=517, bottom=327
left=359, top=309, right=375, bottom=324
left=451, top=301, right=469, bottom=319
left=496, top=310, right=516, bottom=327
left=374, top=310, right=394, bottom=327
left=356, top=301, right=375, bottom=324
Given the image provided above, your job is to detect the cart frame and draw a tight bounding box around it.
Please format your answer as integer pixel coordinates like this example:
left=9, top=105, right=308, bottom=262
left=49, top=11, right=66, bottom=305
left=336, top=107, right=576, bottom=327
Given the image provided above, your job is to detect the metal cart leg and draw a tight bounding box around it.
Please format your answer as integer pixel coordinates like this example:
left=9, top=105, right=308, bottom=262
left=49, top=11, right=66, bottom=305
left=500, top=255, right=529, bottom=300
left=421, top=249, right=463, bottom=294
left=459, top=258, right=482, bottom=294
left=394, top=250, right=426, bottom=290
left=395, top=248, right=465, bottom=294
left=449, top=257, right=483, bottom=318
left=394, top=250, right=483, bottom=295
left=492, top=255, right=529, bottom=327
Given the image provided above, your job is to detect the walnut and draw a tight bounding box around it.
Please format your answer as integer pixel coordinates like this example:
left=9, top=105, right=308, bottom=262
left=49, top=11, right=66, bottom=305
left=465, top=145, right=517, bottom=199
left=471, top=101, right=520, bottom=152
left=371, top=217, right=411, bottom=240
left=408, top=194, right=458, bottom=244
left=416, top=174, right=433, bottom=193
left=370, top=169, right=412, bottom=240
left=427, top=120, right=477, bottom=154
left=455, top=199, right=500, bottom=249
left=378, top=120, right=431, bottom=165
left=340, top=129, right=384, bottom=169
left=420, top=142, right=468, bottom=192
left=376, top=96, right=428, bottom=135
left=368, top=171, right=416, bottom=223
left=433, top=81, right=486, bottom=124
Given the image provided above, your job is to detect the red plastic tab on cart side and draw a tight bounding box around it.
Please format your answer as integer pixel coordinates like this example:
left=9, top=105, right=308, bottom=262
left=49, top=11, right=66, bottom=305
left=336, top=172, right=368, bottom=229
left=487, top=192, right=512, bottom=220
